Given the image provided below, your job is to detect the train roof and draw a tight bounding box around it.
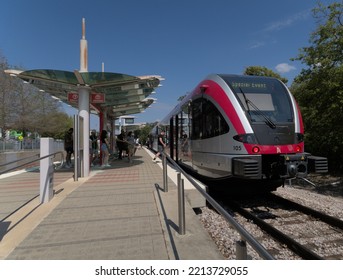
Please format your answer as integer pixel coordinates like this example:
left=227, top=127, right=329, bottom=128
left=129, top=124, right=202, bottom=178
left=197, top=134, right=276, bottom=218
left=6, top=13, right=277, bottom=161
left=158, top=73, right=284, bottom=126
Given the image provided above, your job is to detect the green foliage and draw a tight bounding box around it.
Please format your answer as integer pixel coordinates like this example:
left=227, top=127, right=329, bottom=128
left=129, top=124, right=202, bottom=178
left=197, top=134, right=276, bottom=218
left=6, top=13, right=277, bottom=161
left=138, top=123, right=156, bottom=145
left=243, top=66, right=288, bottom=84
left=0, top=53, right=73, bottom=139
left=291, top=2, right=343, bottom=173
left=40, top=113, right=73, bottom=139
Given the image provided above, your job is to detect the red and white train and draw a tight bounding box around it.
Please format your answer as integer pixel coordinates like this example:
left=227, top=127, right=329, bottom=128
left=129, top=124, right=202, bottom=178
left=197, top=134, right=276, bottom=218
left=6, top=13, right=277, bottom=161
left=151, top=74, right=327, bottom=193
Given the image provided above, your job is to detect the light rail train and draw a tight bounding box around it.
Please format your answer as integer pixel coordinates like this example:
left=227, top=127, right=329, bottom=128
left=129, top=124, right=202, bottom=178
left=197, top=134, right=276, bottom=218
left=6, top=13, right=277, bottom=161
left=151, top=74, right=328, bottom=194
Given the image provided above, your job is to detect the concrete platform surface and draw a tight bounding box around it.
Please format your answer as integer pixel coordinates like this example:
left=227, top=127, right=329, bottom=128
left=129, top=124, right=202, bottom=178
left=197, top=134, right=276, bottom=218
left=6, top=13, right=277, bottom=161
left=0, top=147, right=223, bottom=260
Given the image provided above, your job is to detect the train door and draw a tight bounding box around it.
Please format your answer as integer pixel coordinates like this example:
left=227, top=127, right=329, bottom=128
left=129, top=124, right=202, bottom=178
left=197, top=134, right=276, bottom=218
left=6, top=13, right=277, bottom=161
left=178, top=103, right=192, bottom=166
left=169, top=117, right=175, bottom=160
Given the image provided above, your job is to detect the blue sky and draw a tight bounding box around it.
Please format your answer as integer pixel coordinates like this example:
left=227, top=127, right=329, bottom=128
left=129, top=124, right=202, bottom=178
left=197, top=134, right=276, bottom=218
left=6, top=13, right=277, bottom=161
left=0, top=0, right=336, bottom=130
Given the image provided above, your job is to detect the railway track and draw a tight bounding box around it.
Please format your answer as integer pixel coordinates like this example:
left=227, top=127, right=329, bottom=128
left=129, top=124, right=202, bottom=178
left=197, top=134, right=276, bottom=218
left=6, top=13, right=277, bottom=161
left=220, top=193, right=343, bottom=259
left=162, top=152, right=342, bottom=259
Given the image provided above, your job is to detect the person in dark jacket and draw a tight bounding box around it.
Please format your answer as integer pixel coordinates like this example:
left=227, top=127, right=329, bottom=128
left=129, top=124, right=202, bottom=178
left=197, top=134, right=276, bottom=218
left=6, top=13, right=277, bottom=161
left=152, top=130, right=166, bottom=162
left=64, top=128, right=73, bottom=168
left=116, top=130, right=128, bottom=159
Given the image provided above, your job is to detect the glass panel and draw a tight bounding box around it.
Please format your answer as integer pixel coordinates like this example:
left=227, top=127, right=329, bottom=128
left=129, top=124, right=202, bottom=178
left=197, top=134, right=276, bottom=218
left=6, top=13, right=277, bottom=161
left=221, top=75, right=293, bottom=123
left=21, top=70, right=78, bottom=84
left=80, top=72, right=137, bottom=85
left=191, top=99, right=202, bottom=140
left=202, top=99, right=229, bottom=138
left=17, top=70, right=160, bottom=118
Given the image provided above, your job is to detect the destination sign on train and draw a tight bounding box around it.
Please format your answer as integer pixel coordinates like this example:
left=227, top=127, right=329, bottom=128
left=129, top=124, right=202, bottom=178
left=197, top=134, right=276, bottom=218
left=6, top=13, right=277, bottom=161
left=231, top=82, right=267, bottom=89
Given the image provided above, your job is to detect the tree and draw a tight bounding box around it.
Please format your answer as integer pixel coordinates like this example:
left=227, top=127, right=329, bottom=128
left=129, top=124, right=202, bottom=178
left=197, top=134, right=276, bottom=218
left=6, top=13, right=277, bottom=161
left=293, top=2, right=343, bottom=71
left=40, top=112, right=73, bottom=139
left=0, top=53, right=17, bottom=133
left=291, top=2, right=343, bottom=173
left=243, top=66, right=288, bottom=84
left=139, top=123, right=156, bottom=145
left=0, top=50, right=73, bottom=139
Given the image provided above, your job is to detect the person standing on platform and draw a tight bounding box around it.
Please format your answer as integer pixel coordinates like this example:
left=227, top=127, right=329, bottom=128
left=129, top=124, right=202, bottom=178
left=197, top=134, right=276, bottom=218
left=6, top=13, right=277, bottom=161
left=100, top=129, right=110, bottom=167
left=152, top=130, right=166, bottom=162
left=127, top=131, right=135, bottom=163
left=134, top=136, right=140, bottom=155
left=116, top=129, right=127, bottom=160
left=90, top=130, right=98, bottom=166
left=64, top=128, right=74, bottom=168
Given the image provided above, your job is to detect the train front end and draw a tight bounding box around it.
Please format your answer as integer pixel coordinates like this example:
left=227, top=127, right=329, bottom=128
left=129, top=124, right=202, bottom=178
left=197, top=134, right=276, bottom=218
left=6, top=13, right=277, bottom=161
left=220, top=75, right=328, bottom=182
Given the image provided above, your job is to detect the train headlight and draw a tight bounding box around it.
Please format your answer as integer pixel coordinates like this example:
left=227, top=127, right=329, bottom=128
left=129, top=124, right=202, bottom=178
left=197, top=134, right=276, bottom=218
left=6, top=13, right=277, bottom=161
left=233, top=133, right=257, bottom=144
left=252, top=146, right=260, bottom=153
left=295, top=145, right=302, bottom=153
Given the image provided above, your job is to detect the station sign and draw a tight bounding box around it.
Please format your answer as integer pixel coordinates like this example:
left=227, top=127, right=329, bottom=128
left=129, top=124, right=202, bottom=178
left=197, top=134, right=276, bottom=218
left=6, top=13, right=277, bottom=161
left=91, top=92, right=105, bottom=103
left=67, top=92, right=79, bottom=103
left=67, top=92, right=105, bottom=104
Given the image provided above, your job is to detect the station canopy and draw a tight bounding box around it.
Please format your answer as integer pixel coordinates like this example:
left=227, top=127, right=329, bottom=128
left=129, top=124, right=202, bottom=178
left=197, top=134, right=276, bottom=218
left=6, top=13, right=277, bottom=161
left=5, top=69, right=163, bottom=119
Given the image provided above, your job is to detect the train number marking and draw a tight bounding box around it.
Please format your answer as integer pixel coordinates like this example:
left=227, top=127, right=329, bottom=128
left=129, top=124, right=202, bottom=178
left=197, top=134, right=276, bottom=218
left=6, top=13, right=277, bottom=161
left=233, top=145, right=242, bottom=151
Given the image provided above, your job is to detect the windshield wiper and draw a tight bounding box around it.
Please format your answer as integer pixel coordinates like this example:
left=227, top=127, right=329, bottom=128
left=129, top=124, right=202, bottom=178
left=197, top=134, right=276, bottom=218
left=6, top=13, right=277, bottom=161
left=239, top=87, right=276, bottom=129
left=246, top=99, right=276, bottom=129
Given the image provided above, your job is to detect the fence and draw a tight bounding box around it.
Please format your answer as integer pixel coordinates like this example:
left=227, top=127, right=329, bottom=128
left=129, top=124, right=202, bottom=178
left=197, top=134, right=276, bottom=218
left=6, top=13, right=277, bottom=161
left=0, top=138, right=65, bottom=204
left=0, top=139, right=64, bottom=175
left=0, top=139, right=64, bottom=152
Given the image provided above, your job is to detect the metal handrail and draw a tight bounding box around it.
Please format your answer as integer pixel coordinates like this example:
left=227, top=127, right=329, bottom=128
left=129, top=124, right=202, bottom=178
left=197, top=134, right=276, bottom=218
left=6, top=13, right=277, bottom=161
left=162, top=152, right=275, bottom=260
left=0, top=151, right=64, bottom=176
left=0, top=153, right=40, bottom=168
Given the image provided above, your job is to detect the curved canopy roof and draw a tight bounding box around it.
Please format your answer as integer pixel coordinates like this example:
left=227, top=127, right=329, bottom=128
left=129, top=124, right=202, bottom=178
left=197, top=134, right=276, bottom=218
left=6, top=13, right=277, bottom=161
left=5, top=69, right=163, bottom=119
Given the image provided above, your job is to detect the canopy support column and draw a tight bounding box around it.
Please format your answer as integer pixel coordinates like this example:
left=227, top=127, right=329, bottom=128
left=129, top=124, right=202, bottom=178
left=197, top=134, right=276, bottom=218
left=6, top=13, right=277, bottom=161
left=78, top=87, right=90, bottom=177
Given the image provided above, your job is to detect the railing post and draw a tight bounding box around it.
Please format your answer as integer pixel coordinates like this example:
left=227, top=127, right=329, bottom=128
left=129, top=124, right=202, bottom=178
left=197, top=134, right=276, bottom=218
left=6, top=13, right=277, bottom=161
left=236, top=240, right=248, bottom=260
left=162, top=153, right=168, bottom=192
left=40, top=138, right=54, bottom=203
left=177, top=172, right=186, bottom=235
left=159, top=152, right=275, bottom=259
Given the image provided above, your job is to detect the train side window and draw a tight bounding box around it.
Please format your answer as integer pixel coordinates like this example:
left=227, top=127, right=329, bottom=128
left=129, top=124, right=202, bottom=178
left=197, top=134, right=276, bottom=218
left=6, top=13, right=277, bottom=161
left=191, top=98, right=229, bottom=139
left=191, top=99, right=202, bottom=140
left=202, top=99, right=229, bottom=138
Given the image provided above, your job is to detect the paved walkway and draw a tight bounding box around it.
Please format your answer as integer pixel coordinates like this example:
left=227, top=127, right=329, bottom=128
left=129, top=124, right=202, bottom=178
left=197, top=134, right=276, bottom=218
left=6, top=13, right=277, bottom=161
left=0, top=148, right=223, bottom=260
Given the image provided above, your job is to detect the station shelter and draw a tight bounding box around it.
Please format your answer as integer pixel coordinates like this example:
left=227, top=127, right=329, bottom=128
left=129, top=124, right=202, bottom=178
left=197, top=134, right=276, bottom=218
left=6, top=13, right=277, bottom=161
left=5, top=18, right=163, bottom=178
left=5, top=69, right=163, bottom=177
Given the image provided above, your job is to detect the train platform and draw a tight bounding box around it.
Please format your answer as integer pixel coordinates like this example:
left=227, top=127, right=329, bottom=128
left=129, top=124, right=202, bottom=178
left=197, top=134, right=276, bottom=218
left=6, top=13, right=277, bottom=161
left=0, top=147, right=223, bottom=260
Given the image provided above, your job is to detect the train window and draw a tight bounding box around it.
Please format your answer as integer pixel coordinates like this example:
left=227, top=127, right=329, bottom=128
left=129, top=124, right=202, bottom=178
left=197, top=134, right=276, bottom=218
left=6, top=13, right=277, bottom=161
left=191, top=98, right=229, bottom=139
left=202, top=99, right=230, bottom=138
left=191, top=99, right=203, bottom=139
left=237, top=93, right=275, bottom=111
left=222, top=75, right=294, bottom=123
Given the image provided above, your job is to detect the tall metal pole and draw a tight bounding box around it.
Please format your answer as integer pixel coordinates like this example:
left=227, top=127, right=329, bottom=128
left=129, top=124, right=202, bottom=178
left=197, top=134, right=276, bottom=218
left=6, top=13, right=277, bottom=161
left=162, top=153, right=168, bottom=192
left=177, top=173, right=186, bottom=235
left=78, top=17, right=90, bottom=177
left=80, top=18, right=88, bottom=72
left=73, top=115, right=79, bottom=181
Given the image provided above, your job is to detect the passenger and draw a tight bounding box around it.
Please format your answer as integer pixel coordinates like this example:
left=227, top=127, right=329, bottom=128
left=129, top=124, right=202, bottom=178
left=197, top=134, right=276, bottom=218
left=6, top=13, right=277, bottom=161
left=100, top=129, right=110, bottom=167
left=64, top=127, right=74, bottom=168
left=116, top=130, right=127, bottom=160
left=90, top=130, right=98, bottom=166
left=181, top=131, right=189, bottom=156
left=152, top=130, right=166, bottom=162
left=134, top=137, right=140, bottom=155
left=127, top=131, right=135, bottom=163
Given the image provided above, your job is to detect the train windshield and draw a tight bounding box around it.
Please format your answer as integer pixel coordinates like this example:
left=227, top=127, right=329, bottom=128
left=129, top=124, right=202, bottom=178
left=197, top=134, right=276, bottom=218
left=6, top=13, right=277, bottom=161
left=222, top=75, right=293, bottom=123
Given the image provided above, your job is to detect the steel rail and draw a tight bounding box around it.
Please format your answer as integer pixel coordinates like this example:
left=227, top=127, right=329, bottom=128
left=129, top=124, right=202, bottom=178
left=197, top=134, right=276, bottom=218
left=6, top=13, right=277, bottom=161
left=0, top=153, right=40, bottom=167
left=270, top=193, right=343, bottom=230
left=0, top=151, right=64, bottom=176
left=227, top=199, right=323, bottom=260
